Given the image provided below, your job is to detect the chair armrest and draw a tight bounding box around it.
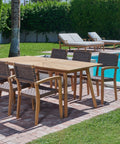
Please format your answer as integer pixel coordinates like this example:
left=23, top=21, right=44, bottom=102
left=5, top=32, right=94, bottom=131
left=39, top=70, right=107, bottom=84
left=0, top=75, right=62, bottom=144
left=63, top=40, right=68, bottom=44
left=93, top=38, right=97, bottom=41
left=35, top=76, right=61, bottom=85
left=102, top=66, right=119, bottom=71
left=8, top=75, right=16, bottom=81
left=102, top=37, right=105, bottom=40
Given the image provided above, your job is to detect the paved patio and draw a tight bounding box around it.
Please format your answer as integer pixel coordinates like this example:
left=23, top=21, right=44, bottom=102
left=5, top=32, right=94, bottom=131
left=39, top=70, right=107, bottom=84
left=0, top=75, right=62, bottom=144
left=0, top=48, right=120, bottom=144
left=0, top=83, right=120, bottom=144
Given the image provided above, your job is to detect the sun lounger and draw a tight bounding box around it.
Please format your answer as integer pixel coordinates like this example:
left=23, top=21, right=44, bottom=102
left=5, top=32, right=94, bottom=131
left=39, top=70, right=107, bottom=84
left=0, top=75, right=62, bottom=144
left=58, top=33, right=104, bottom=51
left=88, top=32, right=120, bottom=48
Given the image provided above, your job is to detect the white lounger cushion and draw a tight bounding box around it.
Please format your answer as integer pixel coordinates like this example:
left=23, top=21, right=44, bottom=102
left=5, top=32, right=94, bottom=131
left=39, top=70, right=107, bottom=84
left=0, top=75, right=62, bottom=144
left=59, top=33, right=83, bottom=43
left=88, top=32, right=102, bottom=41
left=59, top=33, right=104, bottom=46
left=102, top=40, right=120, bottom=44
left=88, top=32, right=120, bottom=44
left=67, top=41, right=104, bottom=46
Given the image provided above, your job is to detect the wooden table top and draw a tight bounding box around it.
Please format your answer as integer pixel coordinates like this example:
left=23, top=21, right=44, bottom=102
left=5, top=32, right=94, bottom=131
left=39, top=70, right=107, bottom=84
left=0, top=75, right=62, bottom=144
left=0, top=56, right=101, bottom=73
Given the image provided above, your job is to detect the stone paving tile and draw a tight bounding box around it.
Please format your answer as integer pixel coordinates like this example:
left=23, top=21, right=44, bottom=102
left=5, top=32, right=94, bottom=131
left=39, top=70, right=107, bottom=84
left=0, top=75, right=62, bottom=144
left=0, top=83, right=120, bottom=144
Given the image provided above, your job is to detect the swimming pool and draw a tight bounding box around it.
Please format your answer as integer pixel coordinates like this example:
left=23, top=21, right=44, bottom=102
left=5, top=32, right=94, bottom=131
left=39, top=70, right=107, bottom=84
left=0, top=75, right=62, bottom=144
left=92, top=54, right=120, bottom=82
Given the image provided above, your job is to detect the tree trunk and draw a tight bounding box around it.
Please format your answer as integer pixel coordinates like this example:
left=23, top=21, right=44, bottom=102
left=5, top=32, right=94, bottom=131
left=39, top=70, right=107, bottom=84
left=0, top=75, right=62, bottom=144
left=9, top=0, right=20, bottom=57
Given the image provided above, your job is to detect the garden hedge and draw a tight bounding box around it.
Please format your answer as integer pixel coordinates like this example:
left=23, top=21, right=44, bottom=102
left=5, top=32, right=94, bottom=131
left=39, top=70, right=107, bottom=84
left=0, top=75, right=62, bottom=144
left=1, top=0, right=120, bottom=40
left=1, top=1, right=72, bottom=38
left=70, top=0, right=120, bottom=39
left=0, top=0, right=2, bottom=31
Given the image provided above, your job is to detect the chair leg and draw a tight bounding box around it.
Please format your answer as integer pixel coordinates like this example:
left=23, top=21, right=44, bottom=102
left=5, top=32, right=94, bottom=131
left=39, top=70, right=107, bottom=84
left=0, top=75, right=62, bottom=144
left=35, top=85, right=40, bottom=126
left=73, top=72, right=77, bottom=99
left=114, top=79, right=117, bottom=100
left=16, top=91, right=21, bottom=119
left=79, top=71, right=82, bottom=100
left=101, top=72, right=104, bottom=105
left=114, top=44, right=116, bottom=49
left=55, top=72, right=58, bottom=89
left=96, top=81, right=99, bottom=96
left=49, top=72, right=53, bottom=88
left=36, top=70, right=40, bottom=80
left=87, top=80, right=89, bottom=95
left=8, top=89, right=14, bottom=116
left=32, top=99, right=35, bottom=110
left=0, top=91, right=2, bottom=98
left=13, top=91, right=16, bottom=104
left=58, top=78, right=63, bottom=119
left=71, top=77, right=74, bottom=91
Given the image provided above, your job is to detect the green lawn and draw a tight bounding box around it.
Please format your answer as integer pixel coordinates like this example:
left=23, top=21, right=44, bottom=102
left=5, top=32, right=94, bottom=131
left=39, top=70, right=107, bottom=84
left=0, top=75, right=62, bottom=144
left=0, top=43, right=61, bottom=58
left=28, top=109, right=120, bottom=144
left=0, top=43, right=118, bottom=58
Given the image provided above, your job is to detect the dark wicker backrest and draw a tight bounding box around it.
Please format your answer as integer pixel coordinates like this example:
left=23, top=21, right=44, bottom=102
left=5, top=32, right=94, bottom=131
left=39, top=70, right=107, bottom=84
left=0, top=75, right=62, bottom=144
left=98, top=53, right=118, bottom=67
left=51, top=49, right=67, bottom=59
left=73, top=50, right=91, bottom=62
left=14, top=63, right=36, bottom=84
left=0, top=61, right=10, bottom=78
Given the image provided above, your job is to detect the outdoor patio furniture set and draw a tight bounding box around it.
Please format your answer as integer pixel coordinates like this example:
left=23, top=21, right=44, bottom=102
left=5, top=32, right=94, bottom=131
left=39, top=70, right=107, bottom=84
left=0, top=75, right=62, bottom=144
left=0, top=49, right=119, bottom=125
left=59, top=32, right=120, bottom=50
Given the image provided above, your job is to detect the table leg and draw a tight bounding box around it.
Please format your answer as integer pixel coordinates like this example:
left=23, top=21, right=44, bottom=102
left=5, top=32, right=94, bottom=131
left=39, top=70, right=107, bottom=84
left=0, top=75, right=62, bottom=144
left=63, top=73, right=68, bottom=117
left=73, top=72, right=77, bottom=99
left=86, top=68, right=97, bottom=108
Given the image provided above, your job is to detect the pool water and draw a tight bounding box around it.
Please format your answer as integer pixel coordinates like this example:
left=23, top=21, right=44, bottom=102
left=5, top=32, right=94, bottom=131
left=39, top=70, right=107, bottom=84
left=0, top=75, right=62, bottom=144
left=92, top=55, right=120, bottom=82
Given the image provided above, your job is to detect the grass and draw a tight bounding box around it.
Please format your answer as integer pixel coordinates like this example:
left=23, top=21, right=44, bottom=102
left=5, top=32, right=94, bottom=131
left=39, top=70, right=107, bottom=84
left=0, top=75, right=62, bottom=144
left=28, top=109, right=120, bottom=144
left=0, top=43, right=119, bottom=58
left=0, top=43, right=61, bottom=58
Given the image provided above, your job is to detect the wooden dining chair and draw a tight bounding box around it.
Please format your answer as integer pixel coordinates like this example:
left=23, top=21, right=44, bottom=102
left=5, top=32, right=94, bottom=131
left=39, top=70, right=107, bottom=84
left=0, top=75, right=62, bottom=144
left=14, top=63, right=63, bottom=125
left=68, top=50, right=91, bottom=99
left=0, top=61, right=30, bottom=116
left=87, top=53, right=118, bottom=104
left=37, top=48, right=67, bottom=88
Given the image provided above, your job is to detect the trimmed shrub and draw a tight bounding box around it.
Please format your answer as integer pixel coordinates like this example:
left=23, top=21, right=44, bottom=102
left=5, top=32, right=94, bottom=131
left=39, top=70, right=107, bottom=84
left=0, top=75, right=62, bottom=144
left=0, top=0, right=2, bottom=31
left=70, top=0, right=120, bottom=39
left=1, top=1, right=71, bottom=37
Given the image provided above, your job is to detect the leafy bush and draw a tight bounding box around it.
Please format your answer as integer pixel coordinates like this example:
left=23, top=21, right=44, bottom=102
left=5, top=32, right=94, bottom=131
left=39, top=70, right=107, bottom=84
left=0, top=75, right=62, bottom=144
left=1, top=0, right=120, bottom=40
left=1, top=1, right=71, bottom=37
left=70, top=0, right=120, bottom=39
left=0, top=0, right=2, bottom=31
left=0, top=3, right=11, bottom=36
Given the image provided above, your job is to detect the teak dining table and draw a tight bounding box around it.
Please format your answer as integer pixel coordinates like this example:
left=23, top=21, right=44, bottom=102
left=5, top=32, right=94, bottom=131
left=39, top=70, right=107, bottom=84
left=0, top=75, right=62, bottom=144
left=0, top=56, right=101, bottom=117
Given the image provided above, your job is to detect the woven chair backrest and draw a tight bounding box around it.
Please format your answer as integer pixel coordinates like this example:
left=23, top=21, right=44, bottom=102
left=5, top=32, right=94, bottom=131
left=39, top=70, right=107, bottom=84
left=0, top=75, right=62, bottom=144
left=51, top=49, right=67, bottom=59
left=0, top=61, right=10, bottom=78
left=98, top=53, right=118, bottom=67
left=73, top=50, right=91, bottom=62
left=14, top=63, right=36, bottom=84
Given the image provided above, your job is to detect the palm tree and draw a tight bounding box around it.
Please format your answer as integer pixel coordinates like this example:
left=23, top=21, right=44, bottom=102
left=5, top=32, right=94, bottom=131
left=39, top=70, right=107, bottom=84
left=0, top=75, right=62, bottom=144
left=9, top=0, right=20, bottom=57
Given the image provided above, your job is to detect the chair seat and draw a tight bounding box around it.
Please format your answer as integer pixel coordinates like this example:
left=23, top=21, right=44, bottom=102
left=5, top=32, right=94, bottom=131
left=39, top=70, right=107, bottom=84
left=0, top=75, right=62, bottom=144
left=67, top=72, right=86, bottom=78
left=83, top=75, right=113, bottom=82
left=0, top=78, right=7, bottom=83
left=21, top=85, right=58, bottom=98
left=0, top=81, right=30, bottom=92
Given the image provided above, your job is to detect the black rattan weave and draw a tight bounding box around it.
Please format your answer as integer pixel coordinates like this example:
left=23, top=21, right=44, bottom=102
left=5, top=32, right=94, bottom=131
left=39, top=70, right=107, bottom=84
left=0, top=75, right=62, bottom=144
left=73, top=50, right=91, bottom=62
left=0, top=61, right=10, bottom=78
left=14, top=63, right=36, bottom=84
left=98, top=53, right=118, bottom=67
left=51, top=49, right=67, bottom=59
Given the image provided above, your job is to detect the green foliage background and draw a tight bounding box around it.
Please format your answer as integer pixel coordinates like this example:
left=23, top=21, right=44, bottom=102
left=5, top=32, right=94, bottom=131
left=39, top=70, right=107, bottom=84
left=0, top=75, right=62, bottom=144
left=0, top=0, right=2, bottom=31
left=1, top=0, right=120, bottom=39
left=1, top=1, right=71, bottom=37
left=70, top=0, right=120, bottom=39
